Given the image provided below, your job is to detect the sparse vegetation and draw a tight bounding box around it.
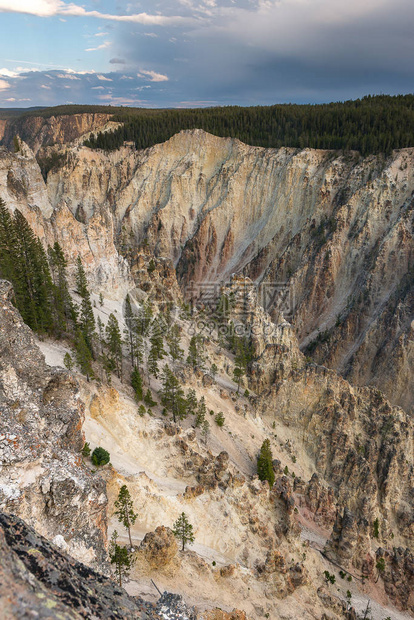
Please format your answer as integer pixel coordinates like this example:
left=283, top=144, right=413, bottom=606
left=91, top=446, right=110, bottom=467
left=172, top=512, right=195, bottom=551
left=257, top=439, right=275, bottom=487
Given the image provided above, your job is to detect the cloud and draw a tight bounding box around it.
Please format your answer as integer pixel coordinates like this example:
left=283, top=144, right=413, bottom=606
left=97, top=74, right=112, bottom=82
left=110, top=58, right=126, bottom=65
left=85, top=40, right=111, bottom=52
left=56, top=73, right=80, bottom=79
left=0, top=0, right=194, bottom=25
left=138, top=70, right=169, bottom=82
left=0, top=79, right=10, bottom=90
left=0, top=68, right=20, bottom=78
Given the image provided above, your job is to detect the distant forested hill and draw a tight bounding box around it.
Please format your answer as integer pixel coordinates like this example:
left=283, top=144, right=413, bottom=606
left=84, top=94, right=414, bottom=156
left=2, top=94, right=414, bottom=155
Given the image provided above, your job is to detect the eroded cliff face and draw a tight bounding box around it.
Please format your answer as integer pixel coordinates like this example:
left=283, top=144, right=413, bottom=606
left=34, top=130, right=414, bottom=413
left=2, top=112, right=114, bottom=154
left=0, top=143, right=131, bottom=298
left=0, top=280, right=108, bottom=565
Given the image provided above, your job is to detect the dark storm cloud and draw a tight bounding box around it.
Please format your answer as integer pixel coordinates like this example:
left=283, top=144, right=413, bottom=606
left=111, top=0, right=414, bottom=105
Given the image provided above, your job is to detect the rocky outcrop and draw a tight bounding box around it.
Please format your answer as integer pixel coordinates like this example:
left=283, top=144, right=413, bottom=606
left=0, top=511, right=153, bottom=619
left=137, top=526, right=178, bottom=569
left=324, top=508, right=374, bottom=576
left=0, top=280, right=107, bottom=564
left=298, top=473, right=337, bottom=527
left=376, top=547, right=414, bottom=612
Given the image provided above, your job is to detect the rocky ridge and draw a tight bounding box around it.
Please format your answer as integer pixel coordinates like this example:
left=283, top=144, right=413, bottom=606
left=0, top=280, right=107, bottom=565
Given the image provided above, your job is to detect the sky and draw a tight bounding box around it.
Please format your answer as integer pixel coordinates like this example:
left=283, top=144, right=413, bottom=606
left=0, top=0, right=412, bottom=108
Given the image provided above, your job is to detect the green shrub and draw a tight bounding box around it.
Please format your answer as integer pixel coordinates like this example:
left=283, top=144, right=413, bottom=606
left=91, top=446, right=110, bottom=466
left=214, top=412, right=225, bottom=427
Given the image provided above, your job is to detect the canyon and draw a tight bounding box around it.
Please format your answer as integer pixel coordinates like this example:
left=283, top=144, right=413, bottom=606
left=0, top=113, right=413, bottom=619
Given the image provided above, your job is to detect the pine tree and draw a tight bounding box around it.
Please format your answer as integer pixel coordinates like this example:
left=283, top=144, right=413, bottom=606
left=167, top=324, right=184, bottom=361
left=136, top=300, right=153, bottom=336
left=124, top=294, right=137, bottom=366
left=0, top=199, right=19, bottom=290
left=75, top=330, right=93, bottom=381
left=105, top=313, right=123, bottom=380
left=97, top=316, right=105, bottom=354
left=109, top=530, right=134, bottom=587
left=79, top=293, right=96, bottom=355
left=131, top=366, right=143, bottom=401
left=160, top=365, right=186, bottom=423
left=257, top=439, right=275, bottom=487
left=75, top=255, right=96, bottom=352
left=195, top=396, right=207, bottom=427
left=148, top=346, right=159, bottom=383
left=186, top=334, right=205, bottom=370
left=144, top=388, right=156, bottom=407
left=172, top=512, right=195, bottom=551
left=48, top=241, right=73, bottom=331
left=233, top=342, right=246, bottom=394
left=201, top=419, right=210, bottom=444
left=185, top=389, right=198, bottom=417
left=14, top=210, right=55, bottom=333
left=64, top=352, right=74, bottom=370
left=149, top=317, right=166, bottom=360
left=114, top=485, right=138, bottom=549
left=75, top=255, right=88, bottom=298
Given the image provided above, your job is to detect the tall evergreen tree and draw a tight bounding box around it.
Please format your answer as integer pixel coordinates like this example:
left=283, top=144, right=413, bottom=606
left=75, top=330, right=93, bottom=381
left=233, top=339, right=247, bottom=394
left=172, top=512, right=195, bottom=551
left=149, top=317, right=166, bottom=360
left=195, top=396, right=207, bottom=427
left=114, top=485, right=138, bottom=549
left=48, top=241, right=73, bottom=333
left=105, top=313, right=123, bottom=380
left=75, top=255, right=95, bottom=355
left=160, top=364, right=186, bottom=423
left=167, top=324, right=184, bottom=361
left=75, top=255, right=88, bottom=298
left=186, top=334, right=205, bottom=370
left=257, top=439, right=275, bottom=487
left=131, top=366, right=143, bottom=401
left=185, top=388, right=198, bottom=417
left=109, top=531, right=134, bottom=587
left=13, top=210, right=54, bottom=333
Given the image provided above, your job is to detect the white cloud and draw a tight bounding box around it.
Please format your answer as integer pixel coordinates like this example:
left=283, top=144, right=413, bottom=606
left=137, top=69, right=169, bottom=82
left=91, top=86, right=105, bottom=89
left=0, top=68, right=20, bottom=78
left=94, top=31, right=109, bottom=37
left=0, top=79, right=10, bottom=90
left=56, top=73, right=80, bottom=79
left=40, top=84, right=51, bottom=89
left=0, top=0, right=193, bottom=25
left=97, top=74, right=112, bottom=81
left=85, top=40, right=111, bottom=52
left=5, top=97, right=15, bottom=101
